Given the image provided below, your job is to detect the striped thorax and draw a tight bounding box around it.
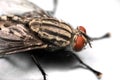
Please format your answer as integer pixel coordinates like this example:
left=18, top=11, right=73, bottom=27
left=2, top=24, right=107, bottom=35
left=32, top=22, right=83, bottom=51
left=29, top=18, right=73, bottom=48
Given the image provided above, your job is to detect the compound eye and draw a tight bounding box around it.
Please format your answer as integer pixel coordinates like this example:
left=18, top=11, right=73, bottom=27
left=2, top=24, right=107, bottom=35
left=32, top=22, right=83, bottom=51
left=73, top=35, right=85, bottom=51
left=77, top=26, right=86, bottom=33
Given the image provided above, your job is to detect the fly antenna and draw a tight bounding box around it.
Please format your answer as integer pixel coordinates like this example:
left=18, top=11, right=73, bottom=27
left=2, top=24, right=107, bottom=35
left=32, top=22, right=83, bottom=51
left=89, top=32, right=110, bottom=41
left=80, top=32, right=110, bottom=48
left=81, top=32, right=110, bottom=41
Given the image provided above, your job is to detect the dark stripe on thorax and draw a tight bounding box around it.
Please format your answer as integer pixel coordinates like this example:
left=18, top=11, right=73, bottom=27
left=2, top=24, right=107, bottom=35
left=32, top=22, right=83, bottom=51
left=42, top=22, right=72, bottom=34
left=41, top=18, right=73, bottom=33
left=42, top=29, right=71, bottom=41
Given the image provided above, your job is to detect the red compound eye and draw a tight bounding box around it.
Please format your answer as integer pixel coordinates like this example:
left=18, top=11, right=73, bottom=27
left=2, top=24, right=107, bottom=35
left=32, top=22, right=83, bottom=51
left=77, top=26, right=86, bottom=33
left=73, top=35, right=85, bottom=51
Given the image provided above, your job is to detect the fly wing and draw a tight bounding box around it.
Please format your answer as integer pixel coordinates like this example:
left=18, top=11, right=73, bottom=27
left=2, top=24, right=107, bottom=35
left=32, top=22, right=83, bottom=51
left=0, top=19, right=47, bottom=55
left=0, top=0, right=48, bottom=16
left=0, top=0, right=51, bottom=19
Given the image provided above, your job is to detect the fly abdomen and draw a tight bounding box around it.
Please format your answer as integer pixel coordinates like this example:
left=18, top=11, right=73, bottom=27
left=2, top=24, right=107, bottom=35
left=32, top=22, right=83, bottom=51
left=29, top=18, right=73, bottom=48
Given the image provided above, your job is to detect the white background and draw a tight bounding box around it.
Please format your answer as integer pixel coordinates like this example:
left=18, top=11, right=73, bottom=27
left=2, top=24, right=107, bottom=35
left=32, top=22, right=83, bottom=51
left=0, top=0, right=120, bottom=80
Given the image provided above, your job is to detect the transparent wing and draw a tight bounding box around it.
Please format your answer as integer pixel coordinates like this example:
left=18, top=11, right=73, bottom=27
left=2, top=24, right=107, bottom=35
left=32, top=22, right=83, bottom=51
left=0, top=19, right=46, bottom=55
left=0, top=0, right=43, bottom=14
left=0, top=0, right=50, bottom=18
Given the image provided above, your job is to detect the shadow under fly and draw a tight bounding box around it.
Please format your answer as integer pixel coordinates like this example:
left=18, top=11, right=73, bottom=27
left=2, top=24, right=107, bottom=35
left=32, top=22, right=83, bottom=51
left=29, top=49, right=103, bottom=80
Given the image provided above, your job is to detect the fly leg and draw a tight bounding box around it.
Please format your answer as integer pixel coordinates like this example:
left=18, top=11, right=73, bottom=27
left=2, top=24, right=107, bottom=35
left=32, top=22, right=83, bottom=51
left=30, top=54, right=47, bottom=80
left=47, top=0, right=58, bottom=16
left=71, top=53, right=102, bottom=79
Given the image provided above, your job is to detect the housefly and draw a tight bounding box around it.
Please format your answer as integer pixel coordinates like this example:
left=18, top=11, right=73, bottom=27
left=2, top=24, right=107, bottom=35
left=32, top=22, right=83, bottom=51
left=0, top=0, right=110, bottom=80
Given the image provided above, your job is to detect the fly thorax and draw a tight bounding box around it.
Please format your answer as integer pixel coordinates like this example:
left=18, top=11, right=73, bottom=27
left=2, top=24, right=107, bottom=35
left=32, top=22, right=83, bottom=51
left=29, top=18, right=73, bottom=48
